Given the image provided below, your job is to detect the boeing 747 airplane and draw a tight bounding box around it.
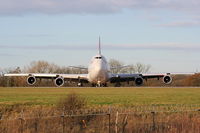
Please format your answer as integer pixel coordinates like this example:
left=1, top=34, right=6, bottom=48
left=3, top=38, right=172, bottom=87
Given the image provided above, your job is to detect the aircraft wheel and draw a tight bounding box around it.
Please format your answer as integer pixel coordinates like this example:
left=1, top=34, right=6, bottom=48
left=115, top=82, right=121, bottom=87
left=102, top=83, right=107, bottom=87
left=77, top=82, right=83, bottom=87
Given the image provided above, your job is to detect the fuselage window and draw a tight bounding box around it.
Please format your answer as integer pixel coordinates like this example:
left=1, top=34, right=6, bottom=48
left=95, top=57, right=102, bottom=59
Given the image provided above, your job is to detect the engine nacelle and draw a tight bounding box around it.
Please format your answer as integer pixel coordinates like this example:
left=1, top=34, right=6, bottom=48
left=135, top=77, right=143, bottom=86
left=27, top=76, right=36, bottom=85
left=54, top=77, right=64, bottom=87
left=163, top=75, right=172, bottom=84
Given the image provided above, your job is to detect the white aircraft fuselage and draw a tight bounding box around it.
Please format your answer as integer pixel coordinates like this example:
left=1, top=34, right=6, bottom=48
left=87, top=54, right=110, bottom=84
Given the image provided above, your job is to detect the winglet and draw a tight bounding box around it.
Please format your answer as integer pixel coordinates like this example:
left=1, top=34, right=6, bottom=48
left=98, top=36, right=101, bottom=55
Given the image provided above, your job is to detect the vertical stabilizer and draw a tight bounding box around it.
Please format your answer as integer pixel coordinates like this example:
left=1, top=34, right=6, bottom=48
left=98, top=36, right=101, bottom=55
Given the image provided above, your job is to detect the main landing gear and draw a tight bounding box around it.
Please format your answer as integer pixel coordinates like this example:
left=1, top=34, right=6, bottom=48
left=114, top=82, right=121, bottom=87
left=91, top=83, right=107, bottom=87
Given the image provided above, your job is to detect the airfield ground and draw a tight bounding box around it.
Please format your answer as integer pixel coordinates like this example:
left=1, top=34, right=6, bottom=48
left=0, top=87, right=200, bottom=106
left=1, top=87, right=200, bottom=133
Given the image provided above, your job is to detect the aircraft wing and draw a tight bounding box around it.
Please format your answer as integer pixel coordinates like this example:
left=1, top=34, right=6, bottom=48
left=68, top=66, right=88, bottom=70
left=109, top=73, right=172, bottom=85
left=110, top=65, right=131, bottom=70
left=109, top=73, right=140, bottom=82
left=142, top=73, right=170, bottom=79
left=4, top=73, right=88, bottom=79
left=3, top=73, right=88, bottom=86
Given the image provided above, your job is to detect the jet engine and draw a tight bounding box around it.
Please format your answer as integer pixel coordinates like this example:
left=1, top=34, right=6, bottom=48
left=135, top=77, right=143, bottom=86
left=27, top=76, right=36, bottom=85
left=163, top=75, right=172, bottom=84
left=54, top=77, right=64, bottom=87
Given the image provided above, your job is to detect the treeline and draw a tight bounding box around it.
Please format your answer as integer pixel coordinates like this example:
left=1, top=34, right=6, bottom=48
left=0, top=60, right=200, bottom=87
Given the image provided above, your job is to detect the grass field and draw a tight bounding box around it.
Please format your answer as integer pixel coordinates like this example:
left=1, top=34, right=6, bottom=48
left=0, top=87, right=200, bottom=106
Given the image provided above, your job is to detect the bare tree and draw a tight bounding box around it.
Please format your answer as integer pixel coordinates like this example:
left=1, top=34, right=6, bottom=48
left=120, top=65, right=135, bottom=74
left=109, top=59, right=124, bottom=73
left=184, top=73, right=200, bottom=86
left=134, top=63, right=151, bottom=73
left=54, top=66, right=87, bottom=74
left=0, top=67, right=26, bottom=87
left=24, top=60, right=59, bottom=73
left=109, top=59, right=151, bottom=74
left=24, top=60, right=87, bottom=74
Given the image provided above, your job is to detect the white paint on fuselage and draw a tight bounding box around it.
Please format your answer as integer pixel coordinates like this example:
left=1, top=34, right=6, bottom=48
left=87, top=54, right=110, bottom=84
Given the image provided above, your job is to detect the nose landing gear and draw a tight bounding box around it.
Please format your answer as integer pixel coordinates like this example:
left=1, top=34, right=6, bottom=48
left=77, top=82, right=83, bottom=87
left=97, top=83, right=107, bottom=87
left=97, top=81, right=101, bottom=87
left=92, top=81, right=107, bottom=87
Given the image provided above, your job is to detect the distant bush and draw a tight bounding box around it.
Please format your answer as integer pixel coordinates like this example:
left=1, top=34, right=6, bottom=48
left=184, top=73, right=200, bottom=86
left=57, top=92, right=87, bottom=113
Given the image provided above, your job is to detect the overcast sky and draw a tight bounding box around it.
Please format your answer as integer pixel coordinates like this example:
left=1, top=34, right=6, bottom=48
left=0, top=0, right=200, bottom=73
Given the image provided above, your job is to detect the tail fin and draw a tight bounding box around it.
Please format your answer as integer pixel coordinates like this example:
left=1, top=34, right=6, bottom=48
left=98, top=36, right=101, bottom=55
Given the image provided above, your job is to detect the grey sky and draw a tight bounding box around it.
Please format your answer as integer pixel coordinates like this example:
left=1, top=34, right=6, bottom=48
left=0, top=0, right=200, bottom=73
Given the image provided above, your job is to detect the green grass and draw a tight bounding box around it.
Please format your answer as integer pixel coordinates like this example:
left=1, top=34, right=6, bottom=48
left=0, top=87, right=200, bottom=106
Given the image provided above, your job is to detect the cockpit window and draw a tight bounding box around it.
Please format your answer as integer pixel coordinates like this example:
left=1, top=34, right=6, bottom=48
left=95, top=57, right=102, bottom=59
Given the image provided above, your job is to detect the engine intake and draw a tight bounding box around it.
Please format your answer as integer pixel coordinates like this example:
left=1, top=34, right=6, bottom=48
left=55, top=77, right=64, bottom=87
left=163, top=75, right=172, bottom=84
left=135, top=77, right=143, bottom=86
left=27, top=76, right=36, bottom=85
